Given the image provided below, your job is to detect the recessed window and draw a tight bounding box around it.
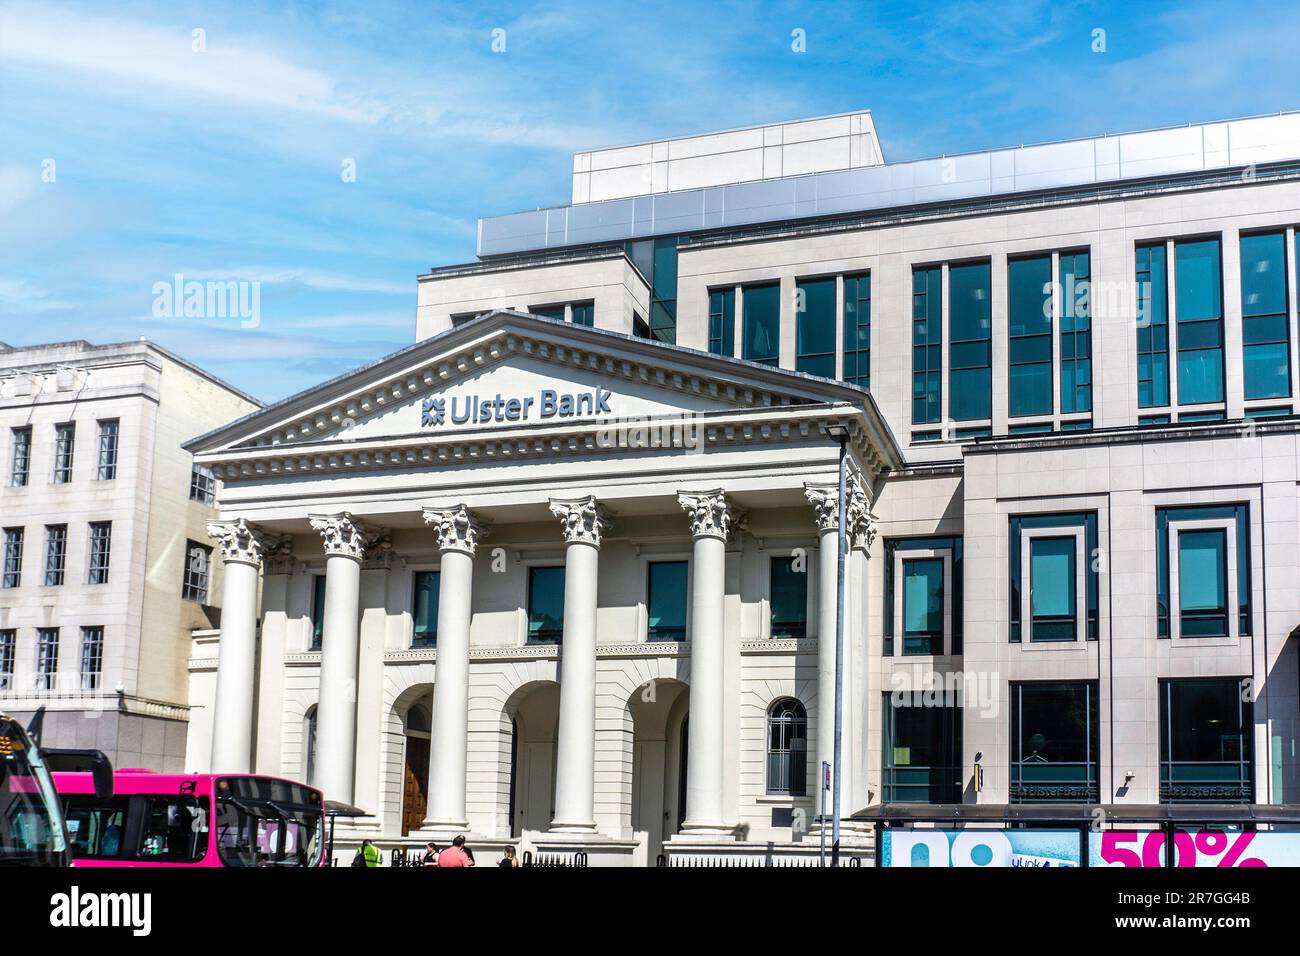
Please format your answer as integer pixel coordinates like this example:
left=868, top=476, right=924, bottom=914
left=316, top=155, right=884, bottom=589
left=1010, top=681, right=1099, bottom=803
left=1009, top=512, right=1098, bottom=643
left=647, top=561, right=687, bottom=641
left=1058, top=251, right=1092, bottom=414
left=189, top=463, right=216, bottom=504
left=841, top=273, right=871, bottom=390
left=765, top=698, right=807, bottom=796
left=412, top=570, right=440, bottom=647
left=529, top=304, right=566, bottom=322
left=2, top=527, right=24, bottom=588
left=911, top=266, right=942, bottom=425
left=1240, top=231, right=1291, bottom=401
left=181, top=541, right=210, bottom=603
left=1029, top=536, right=1077, bottom=642
left=1156, top=504, right=1249, bottom=639
left=707, top=288, right=735, bottom=357
left=527, top=566, right=565, bottom=643
left=0, top=630, right=15, bottom=690
left=569, top=301, right=594, bottom=327
left=1175, top=238, right=1225, bottom=406
left=87, top=522, right=111, bottom=584
left=884, top=536, right=963, bottom=656
left=44, top=524, right=66, bottom=587
left=742, top=283, right=780, bottom=367
left=948, top=261, right=992, bottom=422
left=902, top=558, right=944, bottom=655
left=52, top=423, right=75, bottom=483
left=794, top=277, right=835, bottom=378
left=35, top=628, right=58, bottom=691
left=883, top=694, right=962, bottom=803
left=80, top=626, right=104, bottom=691
left=310, top=574, right=326, bottom=650
left=1136, top=242, right=1170, bottom=408
left=1160, top=678, right=1252, bottom=803
left=1008, top=255, right=1053, bottom=418
left=96, top=419, right=119, bottom=481
left=769, top=555, right=807, bottom=639
left=9, top=427, right=31, bottom=487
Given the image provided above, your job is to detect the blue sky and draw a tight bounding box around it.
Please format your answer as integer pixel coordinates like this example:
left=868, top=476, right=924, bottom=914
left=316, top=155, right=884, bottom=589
left=1, top=0, right=1298, bottom=403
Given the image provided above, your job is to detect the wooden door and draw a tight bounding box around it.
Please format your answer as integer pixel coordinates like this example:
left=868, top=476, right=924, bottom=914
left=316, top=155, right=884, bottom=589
left=402, top=736, right=430, bottom=836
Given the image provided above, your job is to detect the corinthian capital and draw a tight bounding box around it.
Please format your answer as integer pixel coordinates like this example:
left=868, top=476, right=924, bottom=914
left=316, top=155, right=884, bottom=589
left=423, top=503, right=490, bottom=555
left=804, top=475, right=869, bottom=537
left=678, top=489, right=745, bottom=541
left=308, top=512, right=384, bottom=560
left=206, top=518, right=286, bottom=566
left=548, top=495, right=612, bottom=548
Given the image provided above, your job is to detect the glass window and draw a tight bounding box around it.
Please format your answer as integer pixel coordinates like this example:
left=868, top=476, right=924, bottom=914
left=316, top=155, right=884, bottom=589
left=649, top=237, right=678, bottom=344
left=647, top=561, right=687, bottom=641
left=569, top=301, right=594, bottom=327
left=1136, top=243, right=1170, bottom=408
left=1008, top=256, right=1053, bottom=417
left=707, top=288, right=735, bottom=357
left=769, top=556, right=808, bottom=639
left=79, top=626, right=103, bottom=691
left=795, top=277, right=836, bottom=378
left=9, top=427, right=31, bottom=487
left=1009, top=513, right=1098, bottom=642
left=1010, top=682, right=1099, bottom=802
left=412, top=570, right=439, bottom=647
left=35, top=628, right=58, bottom=690
left=912, top=266, right=942, bottom=424
left=902, top=557, right=944, bottom=655
left=947, top=261, right=992, bottom=421
left=529, top=304, right=566, bottom=321
left=842, top=273, right=871, bottom=389
left=62, top=796, right=130, bottom=860
left=1029, top=536, right=1076, bottom=642
left=190, top=463, right=216, bottom=504
left=310, top=574, right=326, bottom=650
left=0, top=630, right=13, bottom=690
left=527, top=566, right=565, bottom=643
left=52, top=423, right=74, bottom=483
left=43, top=525, right=66, bottom=587
left=632, top=312, right=650, bottom=339
left=182, top=541, right=210, bottom=602
left=1175, top=238, right=1224, bottom=405
left=87, top=521, right=111, bottom=584
left=882, top=696, right=962, bottom=803
left=884, top=537, right=964, bottom=656
left=96, top=419, right=119, bottom=480
left=1059, top=251, right=1092, bottom=414
left=1240, top=231, right=1291, bottom=400
left=766, top=699, right=807, bottom=796
left=742, top=283, right=781, bottom=366
left=2, top=527, right=23, bottom=588
left=1160, top=678, right=1252, bottom=803
left=1156, top=504, right=1249, bottom=638
left=137, top=796, right=210, bottom=862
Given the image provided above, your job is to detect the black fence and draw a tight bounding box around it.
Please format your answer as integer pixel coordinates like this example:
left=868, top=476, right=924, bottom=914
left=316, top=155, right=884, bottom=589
left=657, top=854, right=862, bottom=867
left=521, top=850, right=588, bottom=867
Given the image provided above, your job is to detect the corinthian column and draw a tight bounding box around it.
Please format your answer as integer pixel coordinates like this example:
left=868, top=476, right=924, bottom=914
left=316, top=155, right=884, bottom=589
left=421, top=503, right=489, bottom=833
left=677, top=489, right=744, bottom=833
left=805, top=476, right=868, bottom=823
left=308, top=512, right=382, bottom=805
left=548, top=495, right=612, bottom=832
left=207, top=518, right=285, bottom=773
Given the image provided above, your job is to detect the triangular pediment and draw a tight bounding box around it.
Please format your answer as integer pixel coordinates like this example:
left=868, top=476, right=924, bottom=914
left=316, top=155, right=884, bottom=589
left=186, top=311, right=894, bottom=458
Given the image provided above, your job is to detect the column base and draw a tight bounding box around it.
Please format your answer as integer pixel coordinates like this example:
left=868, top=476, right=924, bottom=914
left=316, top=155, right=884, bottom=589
left=525, top=829, right=640, bottom=866
left=411, top=819, right=472, bottom=842
left=547, top=820, right=598, bottom=834
left=675, top=822, right=738, bottom=838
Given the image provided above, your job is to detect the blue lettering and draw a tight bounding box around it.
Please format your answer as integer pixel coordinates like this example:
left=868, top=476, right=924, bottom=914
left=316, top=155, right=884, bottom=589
left=451, top=396, right=471, bottom=425
left=540, top=389, right=558, bottom=417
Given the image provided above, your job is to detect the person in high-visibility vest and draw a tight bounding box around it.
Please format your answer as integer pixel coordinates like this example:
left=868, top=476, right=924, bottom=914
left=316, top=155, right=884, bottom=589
left=361, top=839, right=382, bottom=867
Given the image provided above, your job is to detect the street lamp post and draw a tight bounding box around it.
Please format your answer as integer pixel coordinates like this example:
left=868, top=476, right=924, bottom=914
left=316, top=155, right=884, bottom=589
left=822, top=422, right=851, bottom=866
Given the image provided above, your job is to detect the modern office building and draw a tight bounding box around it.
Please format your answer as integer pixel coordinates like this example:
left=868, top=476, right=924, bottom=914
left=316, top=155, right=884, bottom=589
left=188, top=109, right=1300, bottom=864
left=0, top=340, right=258, bottom=768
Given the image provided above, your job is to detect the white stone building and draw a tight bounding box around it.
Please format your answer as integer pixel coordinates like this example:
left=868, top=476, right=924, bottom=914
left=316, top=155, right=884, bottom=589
left=188, top=110, right=1300, bottom=864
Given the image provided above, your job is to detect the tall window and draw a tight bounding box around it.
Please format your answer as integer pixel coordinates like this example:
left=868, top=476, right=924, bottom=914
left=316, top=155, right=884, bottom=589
left=765, top=699, right=807, bottom=796
left=2, top=527, right=23, bottom=588
left=1059, top=251, right=1092, bottom=414
left=35, top=628, right=58, bottom=691
left=1009, top=512, right=1098, bottom=642
left=190, top=463, right=217, bottom=504
left=1008, top=255, right=1053, bottom=418
left=769, top=555, right=807, bottom=639
left=52, top=423, right=75, bottom=483
left=1240, top=231, right=1291, bottom=400
left=794, top=277, right=836, bottom=377
left=647, top=561, right=687, bottom=641
left=304, top=707, right=318, bottom=784
left=911, top=266, right=942, bottom=425
left=412, top=570, right=440, bottom=647
left=569, top=301, right=594, bottom=327
left=883, top=695, right=962, bottom=803
left=9, top=427, right=31, bottom=487
left=181, top=541, right=210, bottom=602
left=707, top=288, right=735, bottom=357
left=842, top=273, right=871, bottom=389
left=1160, top=678, right=1252, bottom=803
left=742, top=283, right=780, bottom=366
left=80, top=626, right=104, bottom=691
left=649, top=236, right=678, bottom=343
left=1136, top=242, right=1170, bottom=408
left=901, top=558, right=944, bottom=655
left=1010, top=681, right=1099, bottom=802
left=310, top=574, right=326, bottom=650
left=1156, top=504, right=1250, bottom=639
left=884, top=536, right=963, bottom=656
left=0, top=630, right=14, bottom=690
left=947, top=261, right=992, bottom=422
left=96, top=419, right=119, bottom=480
left=87, top=522, right=112, bottom=584
left=1175, top=238, right=1224, bottom=406
left=527, top=566, right=565, bottom=643
left=44, top=524, right=66, bottom=586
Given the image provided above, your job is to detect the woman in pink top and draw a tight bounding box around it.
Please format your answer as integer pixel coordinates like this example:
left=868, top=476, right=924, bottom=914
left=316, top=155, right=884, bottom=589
left=436, top=835, right=474, bottom=867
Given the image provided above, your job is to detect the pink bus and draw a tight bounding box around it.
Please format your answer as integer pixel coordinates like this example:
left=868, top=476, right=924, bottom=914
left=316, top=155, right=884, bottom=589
left=55, top=770, right=325, bottom=867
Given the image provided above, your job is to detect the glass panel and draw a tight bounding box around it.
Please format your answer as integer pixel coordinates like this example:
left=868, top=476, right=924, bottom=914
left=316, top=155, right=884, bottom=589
left=1178, top=528, right=1228, bottom=636
left=1030, top=536, right=1076, bottom=641
left=742, top=283, right=781, bottom=366
left=1161, top=679, right=1252, bottom=802
left=883, top=700, right=962, bottom=803
left=948, top=261, right=992, bottom=421
left=770, top=556, right=807, bottom=638
left=912, top=267, right=942, bottom=424
left=412, top=570, right=440, bottom=646
left=795, top=277, right=836, bottom=378
left=310, top=575, right=326, bottom=649
left=1059, top=252, right=1092, bottom=413
left=1009, top=256, right=1053, bottom=417
left=647, top=561, right=688, bottom=641
left=528, top=566, right=565, bottom=643
left=765, top=700, right=808, bottom=795
left=842, top=273, right=871, bottom=389
left=707, top=288, right=735, bottom=357
left=1010, top=682, right=1098, bottom=802
left=569, top=302, right=594, bottom=327
left=1241, top=232, right=1290, bottom=400
left=1175, top=239, right=1224, bottom=405
left=902, top=557, right=944, bottom=655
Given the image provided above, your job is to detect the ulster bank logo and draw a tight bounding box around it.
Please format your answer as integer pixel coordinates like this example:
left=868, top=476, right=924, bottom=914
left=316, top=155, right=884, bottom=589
left=421, top=388, right=612, bottom=429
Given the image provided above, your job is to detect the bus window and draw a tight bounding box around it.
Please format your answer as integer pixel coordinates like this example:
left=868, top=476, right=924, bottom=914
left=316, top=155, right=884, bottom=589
left=63, top=797, right=129, bottom=860
left=137, top=797, right=209, bottom=863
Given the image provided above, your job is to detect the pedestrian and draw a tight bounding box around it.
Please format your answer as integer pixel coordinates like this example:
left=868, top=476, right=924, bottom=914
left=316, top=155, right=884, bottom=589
left=498, top=845, right=519, bottom=868
left=436, top=834, right=475, bottom=867
left=421, top=842, right=439, bottom=866
left=358, top=839, right=382, bottom=868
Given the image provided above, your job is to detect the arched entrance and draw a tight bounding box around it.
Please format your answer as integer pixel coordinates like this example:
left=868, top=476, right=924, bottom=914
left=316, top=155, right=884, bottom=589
left=628, top=679, right=688, bottom=864
left=504, top=681, right=560, bottom=836
left=401, top=696, right=432, bottom=836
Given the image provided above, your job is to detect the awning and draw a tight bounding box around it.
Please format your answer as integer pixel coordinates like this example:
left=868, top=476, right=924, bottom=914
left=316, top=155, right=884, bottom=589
left=852, top=803, right=1300, bottom=825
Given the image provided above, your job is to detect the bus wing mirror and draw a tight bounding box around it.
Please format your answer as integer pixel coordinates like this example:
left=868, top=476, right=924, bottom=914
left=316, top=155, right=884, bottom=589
left=43, top=749, right=115, bottom=799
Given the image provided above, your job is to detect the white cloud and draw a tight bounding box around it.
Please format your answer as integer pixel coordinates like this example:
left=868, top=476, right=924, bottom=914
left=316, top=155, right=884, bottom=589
left=0, top=165, right=37, bottom=216
left=175, top=266, right=412, bottom=296
left=0, top=276, right=74, bottom=314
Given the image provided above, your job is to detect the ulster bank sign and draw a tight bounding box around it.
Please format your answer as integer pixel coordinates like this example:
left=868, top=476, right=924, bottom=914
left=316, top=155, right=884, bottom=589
left=422, top=387, right=614, bottom=428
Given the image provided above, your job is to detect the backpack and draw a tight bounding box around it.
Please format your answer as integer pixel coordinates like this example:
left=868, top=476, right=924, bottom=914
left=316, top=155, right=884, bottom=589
left=351, top=848, right=366, bottom=868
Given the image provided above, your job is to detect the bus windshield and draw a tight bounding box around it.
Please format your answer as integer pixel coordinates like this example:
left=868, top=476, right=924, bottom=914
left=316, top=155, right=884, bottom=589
left=0, top=717, right=67, bottom=867
left=215, top=777, right=322, bottom=867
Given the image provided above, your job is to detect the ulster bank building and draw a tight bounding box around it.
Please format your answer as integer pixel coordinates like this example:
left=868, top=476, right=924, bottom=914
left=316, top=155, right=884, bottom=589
left=186, top=110, right=1300, bottom=864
